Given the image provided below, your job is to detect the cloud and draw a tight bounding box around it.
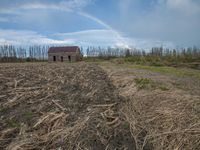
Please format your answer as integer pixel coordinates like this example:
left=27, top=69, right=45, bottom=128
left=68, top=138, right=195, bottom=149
left=0, top=17, right=9, bottom=22
left=114, top=0, right=200, bottom=46
left=0, top=29, right=75, bottom=45
left=16, top=0, right=94, bottom=12
left=166, top=0, right=200, bottom=15
left=0, top=0, right=94, bottom=13
left=0, top=0, right=198, bottom=48
left=0, top=28, right=175, bottom=50
left=56, top=29, right=175, bottom=49
left=59, top=0, right=95, bottom=10
left=0, top=0, right=129, bottom=48
left=56, top=29, right=130, bottom=48
left=78, top=12, right=129, bottom=47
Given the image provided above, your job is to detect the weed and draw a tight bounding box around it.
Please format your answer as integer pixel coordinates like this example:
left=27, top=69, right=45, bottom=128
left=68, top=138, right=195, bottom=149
left=134, top=78, right=169, bottom=91
left=134, top=65, right=200, bottom=79
left=159, top=85, right=170, bottom=91
left=6, top=119, right=20, bottom=128
left=23, top=111, right=33, bottom=122
left=134, top=78, right=155, bottom=90
left=0, top=108, right=7, bottom=113
left=123, top=122, right=130, bottom=130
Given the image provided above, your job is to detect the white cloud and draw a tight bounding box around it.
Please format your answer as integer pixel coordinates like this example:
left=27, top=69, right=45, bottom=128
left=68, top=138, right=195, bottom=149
left=165, top=0, right=200, bottom=15
left=0, top=0, right=94, bottom=13
left=0, top=17, right=9, bottom=22
left=116, top=0, right=200, bottom=46
left=0, top=0, right=195, bottom=47
left=0, top=0, right=129, bottom=48
left=0, top=29, right=75, bottom=45
left=0, top=29, right=175, bottom=50
left=56, top=29, right=130, bottom=48
left=56, top=29, right=175, bottom=49
left=77, top=12, right=129, bottom=47
left=125, top=38, right=175, bottom=51
left=59, top=0, right=94, bottom=10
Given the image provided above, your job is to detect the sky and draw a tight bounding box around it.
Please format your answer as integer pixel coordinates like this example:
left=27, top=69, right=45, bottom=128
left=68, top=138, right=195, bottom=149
left=0, top=0, right=200, bottom=49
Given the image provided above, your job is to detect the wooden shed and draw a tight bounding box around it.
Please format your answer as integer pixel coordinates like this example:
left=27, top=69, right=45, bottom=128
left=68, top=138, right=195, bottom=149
left=48, top=46, right=82, bottom=62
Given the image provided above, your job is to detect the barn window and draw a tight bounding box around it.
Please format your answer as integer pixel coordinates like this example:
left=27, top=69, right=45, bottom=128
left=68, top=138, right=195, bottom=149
left=53, top=56, right=56, bottom=62
left=61, top=56, right=63, bottom=62
left=68, top=55, right=71, bottom=62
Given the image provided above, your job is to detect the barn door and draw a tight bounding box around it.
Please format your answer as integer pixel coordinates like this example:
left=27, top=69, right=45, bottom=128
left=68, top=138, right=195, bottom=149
left=68, top=55, right=71, bottom=62
left=53, top=56, right=56, bottom=62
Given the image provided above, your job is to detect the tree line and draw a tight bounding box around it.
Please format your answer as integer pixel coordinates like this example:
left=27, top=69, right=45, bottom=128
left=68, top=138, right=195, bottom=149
left=0, top=45, right=49, bottom=62
left=86, top=46, right=200, bottom=67
left=0, top=44, right=200, bottom=63
left=87, top=46, right=200, bottom=58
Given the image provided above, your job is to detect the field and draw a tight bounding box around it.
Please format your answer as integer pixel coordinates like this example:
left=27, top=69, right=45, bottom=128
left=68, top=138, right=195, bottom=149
left=0, top=62, right=200, bottom=149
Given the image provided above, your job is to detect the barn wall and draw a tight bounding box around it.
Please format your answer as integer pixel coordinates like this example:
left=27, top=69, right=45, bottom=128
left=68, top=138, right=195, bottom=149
left=48, top=52, right=82, bottom=62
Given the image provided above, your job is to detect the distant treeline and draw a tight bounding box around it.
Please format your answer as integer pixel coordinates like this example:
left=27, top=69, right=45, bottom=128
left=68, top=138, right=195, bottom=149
left=86, top=46, right=200, bottom=69
left=0, top=45, right=200, bottom=64
left=0, top=45, right=49, bottom=62
left=86, top=46, right=200, bottom=62
left=86, top=46, right=200, bottom=58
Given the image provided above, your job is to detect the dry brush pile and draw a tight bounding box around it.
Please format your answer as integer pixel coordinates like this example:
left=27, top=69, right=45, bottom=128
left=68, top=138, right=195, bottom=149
left=0, top=63, right=135, bottom=150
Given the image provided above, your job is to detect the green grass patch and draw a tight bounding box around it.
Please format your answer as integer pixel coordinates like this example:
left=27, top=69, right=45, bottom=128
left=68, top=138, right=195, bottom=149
left=158, top=85, right=170, bottom=91
left=6, top=119, right=20, bottom=128
left=23, top=111, right=33, bottom=122
left=133, top=65, right=200, bottom=79
left=0, top=108, right=7, bottom=113
left=134, top=78, right=170, bottom=91
left=134, top=78, right=156, bottom=90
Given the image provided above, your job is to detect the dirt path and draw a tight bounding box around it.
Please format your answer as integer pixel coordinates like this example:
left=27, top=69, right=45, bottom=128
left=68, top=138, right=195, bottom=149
left=100, top=62, right=200, bottom=150
left=0, top=63, right=135, bottom=150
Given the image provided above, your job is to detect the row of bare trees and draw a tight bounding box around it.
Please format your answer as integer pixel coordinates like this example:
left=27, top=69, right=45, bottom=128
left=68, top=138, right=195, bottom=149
left=0, top=45, right=49, bottom=62
left=86, top=46, right=200, bottom=57
left=86, top=46, right=200, bottom=64
left=0, top=44, right=200, bottom=62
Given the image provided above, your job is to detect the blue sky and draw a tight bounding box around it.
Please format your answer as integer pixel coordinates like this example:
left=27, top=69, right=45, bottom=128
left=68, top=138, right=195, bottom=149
left=0, top=0, right=200, bottom=49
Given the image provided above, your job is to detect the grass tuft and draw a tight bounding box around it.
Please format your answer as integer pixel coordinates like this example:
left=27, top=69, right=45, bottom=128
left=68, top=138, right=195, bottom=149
left=134, top=65, right=200, bottom=79
left=134, top=78, right=155, bottom=90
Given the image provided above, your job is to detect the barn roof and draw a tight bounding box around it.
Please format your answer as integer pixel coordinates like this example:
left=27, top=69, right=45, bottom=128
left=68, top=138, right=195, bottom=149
left=48, top=46, right=79, bottom=53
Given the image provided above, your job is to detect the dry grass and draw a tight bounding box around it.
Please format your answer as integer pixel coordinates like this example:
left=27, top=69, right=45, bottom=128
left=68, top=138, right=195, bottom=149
left=123, top=91, right=200, bottom=150
left=101, top=62, right=200, bottom=150
left=1, top=62, right=200, bottom=150
left=0, top=62, right=134, bottom=150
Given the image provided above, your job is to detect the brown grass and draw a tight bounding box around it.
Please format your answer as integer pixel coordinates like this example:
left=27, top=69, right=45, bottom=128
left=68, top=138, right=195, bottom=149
left=100, top=62, right=200, bottom=150
left=123, top=92, right=200, bottom=149
left=1, top=62, right=200, bottom=149
left=0, top=62, right=134, bottom=150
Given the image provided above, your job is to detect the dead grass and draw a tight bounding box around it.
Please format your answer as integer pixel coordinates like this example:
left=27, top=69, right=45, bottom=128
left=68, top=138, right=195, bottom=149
left=0, top=62, right=134, bottom=149
left=1, top=62, right=200, bottom=150
left=100, top=62, right=200, bottom=150
left=123, top=91, right=200, bottom=149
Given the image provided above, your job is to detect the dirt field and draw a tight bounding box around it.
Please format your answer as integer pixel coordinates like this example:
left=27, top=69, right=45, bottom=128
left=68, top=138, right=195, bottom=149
left=0, top=62, right=200, bottom=150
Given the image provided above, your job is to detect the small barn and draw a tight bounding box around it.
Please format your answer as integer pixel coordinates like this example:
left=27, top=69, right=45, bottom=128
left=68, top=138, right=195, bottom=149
left=48, top=46, right=82, bottom=62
